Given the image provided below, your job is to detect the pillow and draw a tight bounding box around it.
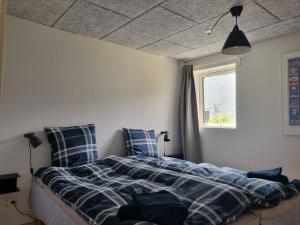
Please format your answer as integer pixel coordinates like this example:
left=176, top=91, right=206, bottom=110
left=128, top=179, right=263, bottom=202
left=44, top=124, right=99, bottom=167
left=123, top=128, right=158, bottom=157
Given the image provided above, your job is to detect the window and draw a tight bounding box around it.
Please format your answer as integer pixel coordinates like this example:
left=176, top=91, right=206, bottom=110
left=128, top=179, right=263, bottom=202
left=195, top=64, right=236, bottom=128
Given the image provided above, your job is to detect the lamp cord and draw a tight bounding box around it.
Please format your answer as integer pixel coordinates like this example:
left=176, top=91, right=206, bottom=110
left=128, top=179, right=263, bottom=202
left=207, top=11, right=230, bottom=35
left=11, top=201, right=37, bottom=222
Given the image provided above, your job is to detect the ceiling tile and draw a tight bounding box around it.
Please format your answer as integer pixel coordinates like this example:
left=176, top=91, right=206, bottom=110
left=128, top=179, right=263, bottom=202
left=236, top=2, right=279, bottom=31
left=7, top=0, right=75, bottom=26
left=162, top=0, right=249, bottom=23
left=140, top=40, right=190, bottom=56
left=254, top=0, right=300, bottom=20
left=104, top=7, right=196, bottom=49
left=247, top=16, right=300, bottom=43
left=54, top=0, right=130, bottom=39
left=173, top=41, right=224, bottom=61
left=86, top=0, right=165, bottom=18
left=166, top=2, right=277, bottom=49
left=166, top=20, right=221, bottom=49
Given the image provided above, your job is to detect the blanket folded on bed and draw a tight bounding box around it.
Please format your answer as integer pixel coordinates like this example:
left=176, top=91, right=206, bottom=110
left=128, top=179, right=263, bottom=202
left=118, top=191, right=188, bottom=225
left=36, top=155, right=300, bottom=225
left=247, top=168, right=289, bottom=184
left=248, top=167, right=282, bottom=176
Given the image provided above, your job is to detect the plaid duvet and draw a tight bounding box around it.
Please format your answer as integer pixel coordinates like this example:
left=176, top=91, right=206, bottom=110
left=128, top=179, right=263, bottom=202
left=36, top=156, right=299, bottom=225
left=130, top=156, right=300, bottom=207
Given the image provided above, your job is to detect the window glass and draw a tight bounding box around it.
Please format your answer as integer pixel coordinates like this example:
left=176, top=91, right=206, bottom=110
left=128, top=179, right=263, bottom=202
left=202, top=71, right=236, bottom=128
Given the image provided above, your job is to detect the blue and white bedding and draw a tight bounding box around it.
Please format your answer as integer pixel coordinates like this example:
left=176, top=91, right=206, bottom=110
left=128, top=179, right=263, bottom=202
left=36, top=155, right=300, bottom=225
left=132, top=157, right=299, bottom=207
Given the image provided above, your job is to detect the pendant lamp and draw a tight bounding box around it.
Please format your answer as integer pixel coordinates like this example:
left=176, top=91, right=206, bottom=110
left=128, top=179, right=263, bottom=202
left=222, top=6, right=251, bottom=55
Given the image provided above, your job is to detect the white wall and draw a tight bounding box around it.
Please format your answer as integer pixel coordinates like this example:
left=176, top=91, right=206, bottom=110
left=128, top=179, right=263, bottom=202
left=0, top=16, right=181, bottom=224
left=188, top=32, right=300, bottom=178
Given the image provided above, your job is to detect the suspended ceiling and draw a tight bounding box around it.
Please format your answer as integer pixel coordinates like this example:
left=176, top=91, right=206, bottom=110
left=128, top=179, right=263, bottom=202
left=7, top=0, right=300, bottom=60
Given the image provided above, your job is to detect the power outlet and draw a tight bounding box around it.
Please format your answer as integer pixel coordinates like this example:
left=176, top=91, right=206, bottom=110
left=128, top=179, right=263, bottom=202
left=0, top=193, right=18, bottom=208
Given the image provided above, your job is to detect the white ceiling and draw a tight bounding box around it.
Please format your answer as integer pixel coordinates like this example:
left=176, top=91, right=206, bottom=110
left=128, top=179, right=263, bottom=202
left=7, top=0, right=300, bottom=61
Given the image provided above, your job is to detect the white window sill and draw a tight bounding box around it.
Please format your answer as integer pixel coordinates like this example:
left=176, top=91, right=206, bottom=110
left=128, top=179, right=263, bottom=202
left=200, top=125, right=236, bottom=129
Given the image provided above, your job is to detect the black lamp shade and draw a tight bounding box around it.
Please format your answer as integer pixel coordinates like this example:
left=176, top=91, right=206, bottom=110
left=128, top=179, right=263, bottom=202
left=164, top=134, right=170, bottom=142
left=222, top=25, right=251, bottom=55
left=163, top=132, right=170, bottom=142
left=160, top=131, right=171, bottom=142
left=24, top=133, right=43, bottom=148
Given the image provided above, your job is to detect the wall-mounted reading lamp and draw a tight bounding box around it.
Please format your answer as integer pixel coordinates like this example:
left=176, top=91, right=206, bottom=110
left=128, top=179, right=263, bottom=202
left=160, top=131, right=170, bottom=156
left=24, top=133, right=43, bottom=177
left=160, top=131, right=171, bottom=142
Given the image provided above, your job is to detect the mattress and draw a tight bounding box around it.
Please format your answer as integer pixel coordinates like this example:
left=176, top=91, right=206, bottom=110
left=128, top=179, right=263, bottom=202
left=31, top=178, right=87, bottom=225
left=31, top=177, right=300, bottom=225
left=31, top=178, right=259, bottom=225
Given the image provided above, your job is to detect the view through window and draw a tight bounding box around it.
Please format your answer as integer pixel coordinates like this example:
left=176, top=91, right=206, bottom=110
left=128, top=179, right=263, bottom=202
left=195, top=64, right=236, bottom=128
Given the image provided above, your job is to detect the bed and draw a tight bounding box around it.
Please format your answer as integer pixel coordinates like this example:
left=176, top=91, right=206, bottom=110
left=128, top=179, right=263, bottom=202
left=30, top=155, right=300, bottom=225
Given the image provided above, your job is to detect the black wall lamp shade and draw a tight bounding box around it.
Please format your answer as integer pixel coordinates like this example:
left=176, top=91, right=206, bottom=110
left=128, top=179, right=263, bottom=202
left=24, top=133, right=43, bottom=148
left=222, top=25, right=251, bottom=55
left=160, top=131, right=171, bottom=142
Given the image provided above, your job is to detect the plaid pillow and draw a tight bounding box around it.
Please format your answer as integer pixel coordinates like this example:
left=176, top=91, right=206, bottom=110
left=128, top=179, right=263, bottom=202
left=123, top=128, right=158, bottom=157
left=44, top=124, right=99, bottom=167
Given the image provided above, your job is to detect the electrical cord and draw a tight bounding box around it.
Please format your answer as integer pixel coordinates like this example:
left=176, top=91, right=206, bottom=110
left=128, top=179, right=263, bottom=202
left=11, top=200, right=37, bottom=221
left=29, top=142, right=34, bottom=183
left=29, top=142, right=33, bottom=175
left=206, top=11, right=230, bottom=35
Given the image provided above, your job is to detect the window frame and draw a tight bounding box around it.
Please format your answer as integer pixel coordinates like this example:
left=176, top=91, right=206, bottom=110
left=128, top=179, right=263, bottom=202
left=194, top=64, right=237, bottom=129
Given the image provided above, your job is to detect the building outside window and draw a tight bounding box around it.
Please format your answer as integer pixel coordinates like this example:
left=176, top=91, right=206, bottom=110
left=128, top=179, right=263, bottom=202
left=194, top=64, right=236, bottom=128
